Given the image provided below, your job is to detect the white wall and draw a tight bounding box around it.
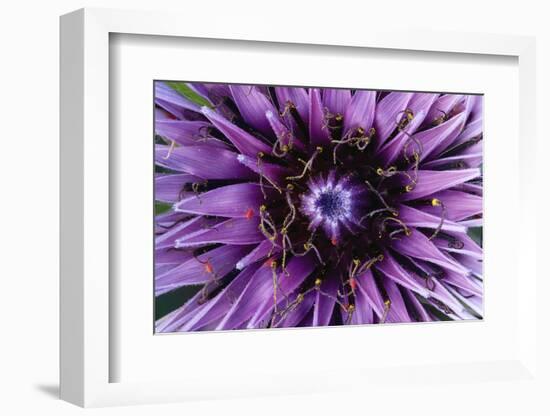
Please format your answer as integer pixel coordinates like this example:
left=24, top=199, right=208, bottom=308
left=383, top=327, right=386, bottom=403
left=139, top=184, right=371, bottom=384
left=0, top=0, right=547, bottom=414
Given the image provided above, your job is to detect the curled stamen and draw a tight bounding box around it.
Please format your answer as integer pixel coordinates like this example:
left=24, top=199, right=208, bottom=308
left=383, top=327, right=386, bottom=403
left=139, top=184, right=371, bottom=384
left=403, top=134, right=424, bottom=165
left=315, top=284, right=349, bottom=311
left=359, top=207, right=397, bottom=225
left=339, top=259, right=360, bottom=298
left=395, top=109, right=414, bottom=132
left=272, top=292, right=307, bottom=326
left=376, top=165, right=398, bottom=178
left=331, top=132, right=355, bottom=164
left=284, top=233, right=325, bottom=266
left=256, top=152, right=283, bottom=197
left=364, top=180, right=398, bottom=216
left=322, top=108, right=344, bottom=132
left=286, top=146, right=323, bottom=181
left=357, top=254, right=384, bottom=275
left=271, top=132, right=293, bottom=158
left=282, top=192, right=297, bottom=231
left=432, top=109, right=449, bottom=126
left=256, top=152, right=267, bottom=199
left=381, top=216, right=411, bottom=239
left=258, top=205, right=277, bottom=242
left=428, top=199, right=447, bottom=240
left=281, top=100, right=307, bottom=138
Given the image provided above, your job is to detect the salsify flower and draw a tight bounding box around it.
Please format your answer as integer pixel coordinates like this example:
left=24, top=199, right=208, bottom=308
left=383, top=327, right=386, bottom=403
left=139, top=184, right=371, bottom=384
left=154, top=81, right=483, bottom=332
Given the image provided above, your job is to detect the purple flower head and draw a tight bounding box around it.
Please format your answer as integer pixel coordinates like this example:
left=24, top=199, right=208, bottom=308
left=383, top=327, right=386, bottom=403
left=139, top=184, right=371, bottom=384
left=154, top=82, right=483, bottom=332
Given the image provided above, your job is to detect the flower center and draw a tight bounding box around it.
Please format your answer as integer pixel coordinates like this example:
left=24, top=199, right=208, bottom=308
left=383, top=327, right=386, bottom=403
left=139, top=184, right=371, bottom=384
left=314, top=189, right=350, bottom=221
left=300, top=171, right=365, bottom=241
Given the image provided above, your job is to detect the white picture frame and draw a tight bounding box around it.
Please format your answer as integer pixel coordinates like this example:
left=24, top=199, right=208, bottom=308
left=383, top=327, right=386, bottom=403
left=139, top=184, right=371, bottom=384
left=60, top=7, right=543, bottom=408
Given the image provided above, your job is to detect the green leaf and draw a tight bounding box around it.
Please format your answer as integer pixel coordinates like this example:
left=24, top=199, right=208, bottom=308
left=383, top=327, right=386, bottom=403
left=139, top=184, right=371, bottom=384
left=165, top=81, right=212, bottom=108
left=155, top=201, right=172, bottom=215
left=155, top=285, right=202, bottom=320
left=467, top=227, right=483, bottom=247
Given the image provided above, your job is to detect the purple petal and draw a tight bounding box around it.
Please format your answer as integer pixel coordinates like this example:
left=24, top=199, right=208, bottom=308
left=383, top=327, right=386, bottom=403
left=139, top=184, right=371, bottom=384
left=375, top=110, right=426, bottom=166
left=376, top=252, right=431, bottom=298
left=356, top=269, right=385, bottom=319
left=445, top=285, right=483, bottom=317
left=391, top=229, right=470, bottom=276
left=374, top=92, right=414, bottom=146
left=454, top=117, right=482, bottom=147
left=469, top=96, right=483, bottom=123
left=400, top=169, right=481, bottom=201
left=459, top=218, right=483, bottom=228
left=155, top=217, right=218, bottom=250
left=265, top=110, right=305, bottom=151
left=178, top=263, right=261, bottom=331
left=443, top=270, right=483, bottom=297
left=155, top=211, right=189, bottom=232
left=156, top=120, right=227, bottom=148
left=174, top=183, right=269, bottom=218
left=415, top=113, right=467, bottom=161
left=419, top=277, right=475, bottom=319
left=229, top=85, right=277, bottom=137
left=236, top=153, right=291, bottom=186
left=275, top=291, right=316, bottom=328
left=155, top=99, right=186, bottom=119
left=155, top=107, right=173, bottom=121
left=454, top=254, right=482, bottom=277
left=201, top=106, right=271, bottom=156
left=155, top=144, right=255, bottom=180
left=403, top=290, right=432, bottom=322
left=246, top=254, right=318, bottom=328
left=382, top=278, right=411, bottom=323
left=175, top=217, right=264, bottom=248
left=422, top=152, right=482, bottom=170
left=219, top=254, right=315, bottom=330
left=398, top=204, right=466, bottom=233
left=236, top=239, right=280, bottom=271
left=155, top=248, right=193, bottom=265
left=322, top=88, right=351, bottom=115
left=460, top=140, right=483, bottom=160
left=308, top=88, right=331, bottom=145
left=433, top=232, right=482, bottom=260
left=406, top=93, right=439, bottom=130
left=155, top=245, right=251, bottom=295
left=454, top=182, right=482, bottom=196
left=350, top=284, right=374, bottom=325
left=155, top=174, right=199, bottom=203
left=421, top=190, right=482, bottom=221
left=422, top=94, right=464, bottom=128
left=343, top=90, right=376, bottom=136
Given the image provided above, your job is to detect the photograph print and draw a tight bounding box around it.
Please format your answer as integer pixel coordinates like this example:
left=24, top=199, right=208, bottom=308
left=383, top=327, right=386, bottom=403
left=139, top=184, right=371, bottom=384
left=153, top=82, right=483, bottom=333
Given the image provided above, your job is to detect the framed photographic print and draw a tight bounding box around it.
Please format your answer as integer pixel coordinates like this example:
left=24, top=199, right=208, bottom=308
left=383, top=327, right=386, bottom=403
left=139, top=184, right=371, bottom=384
left=60, top=7, right=543, bottom=409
